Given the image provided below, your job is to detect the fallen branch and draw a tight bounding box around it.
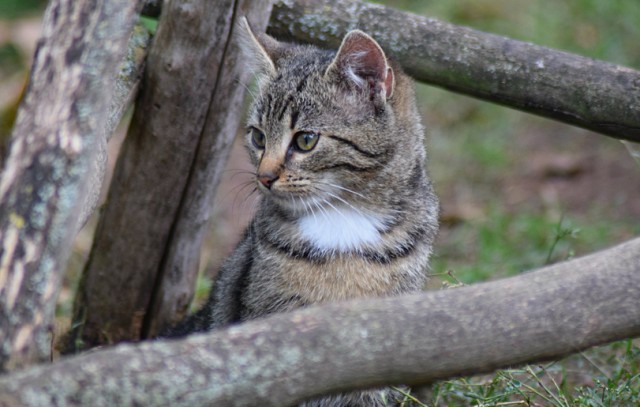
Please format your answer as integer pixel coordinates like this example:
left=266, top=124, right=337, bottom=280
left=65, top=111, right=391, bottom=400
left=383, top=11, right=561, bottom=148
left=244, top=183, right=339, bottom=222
left=1, top=237, right=638, bottom=406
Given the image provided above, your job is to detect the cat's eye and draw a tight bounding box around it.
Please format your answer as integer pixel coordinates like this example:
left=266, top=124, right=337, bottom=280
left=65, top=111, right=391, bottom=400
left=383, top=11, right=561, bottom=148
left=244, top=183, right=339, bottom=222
left=293, top=131, right=319, bottom=152
left=249, top=127, right=266, bottom=149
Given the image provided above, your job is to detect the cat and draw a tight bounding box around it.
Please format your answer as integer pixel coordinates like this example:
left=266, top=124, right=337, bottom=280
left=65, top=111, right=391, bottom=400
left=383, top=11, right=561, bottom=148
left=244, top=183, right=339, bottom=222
left=166, top=20, right=439, bottom=406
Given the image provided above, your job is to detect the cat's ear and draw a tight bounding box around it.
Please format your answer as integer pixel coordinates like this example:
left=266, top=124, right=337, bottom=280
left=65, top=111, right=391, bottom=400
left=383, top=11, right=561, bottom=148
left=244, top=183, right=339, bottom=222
left=325, top=30, right=394, bottom=100
left=238, top=17, right=285, bottom=78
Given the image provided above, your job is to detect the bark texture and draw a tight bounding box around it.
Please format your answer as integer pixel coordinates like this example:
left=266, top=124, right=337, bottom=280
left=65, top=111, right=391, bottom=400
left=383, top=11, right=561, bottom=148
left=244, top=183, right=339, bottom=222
left=144, top=0, right=274, bottom=339
left=65, top=0, right=273, bottom=351
left=79, top=23, right=152, bottom=230
left=268, top=0, right=640, bottom=142
left=1, top=237, right=639, bottom=406
left=0, top=0, right=139, bottom=372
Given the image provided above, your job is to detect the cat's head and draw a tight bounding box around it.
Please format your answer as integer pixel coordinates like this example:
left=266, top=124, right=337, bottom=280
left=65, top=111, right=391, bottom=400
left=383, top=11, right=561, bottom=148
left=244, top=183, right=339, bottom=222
left=239, top=20, right=425, bottom=215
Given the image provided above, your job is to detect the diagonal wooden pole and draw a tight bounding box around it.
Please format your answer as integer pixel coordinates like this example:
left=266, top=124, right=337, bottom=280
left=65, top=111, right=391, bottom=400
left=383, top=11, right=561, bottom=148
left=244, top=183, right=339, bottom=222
left=0, top=0, right=140, bottom=372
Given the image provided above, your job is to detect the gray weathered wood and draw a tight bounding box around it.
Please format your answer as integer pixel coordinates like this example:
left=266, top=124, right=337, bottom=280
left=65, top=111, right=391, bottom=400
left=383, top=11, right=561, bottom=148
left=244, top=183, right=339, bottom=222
left=267, top=0, right=640, bottom=142
left=0, top=0, right=139, bottom=372
left=79, top=23, right=152, bottom=230
left=1, top=237, right=638, bottom=405
left=64, top=0, right=273, bottom=351
left=143, top=1, right=273, bottom=338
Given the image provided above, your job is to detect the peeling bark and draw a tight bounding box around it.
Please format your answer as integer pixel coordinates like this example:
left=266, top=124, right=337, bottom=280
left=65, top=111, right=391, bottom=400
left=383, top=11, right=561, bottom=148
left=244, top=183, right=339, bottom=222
left=1, top=237, right=639, bottom=405
left=0, top=0, right=139, bottom=372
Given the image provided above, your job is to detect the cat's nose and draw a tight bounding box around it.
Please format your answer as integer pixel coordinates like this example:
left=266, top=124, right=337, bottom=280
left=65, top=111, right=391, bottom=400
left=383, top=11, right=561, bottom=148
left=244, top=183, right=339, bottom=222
left=258, top=172, right=278, bottom=189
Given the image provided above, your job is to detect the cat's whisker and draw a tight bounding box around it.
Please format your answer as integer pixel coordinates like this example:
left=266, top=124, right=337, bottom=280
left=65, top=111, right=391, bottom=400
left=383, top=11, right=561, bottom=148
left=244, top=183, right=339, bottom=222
left=303, top=196, right=319, bottom=223
left=317, top=181, right=371, bottom=202
left=298, top=196, right=308, bottom=216
left=247, top=189, right=260, bottom=217
left=318, top=183, right=406, bottom=217
left=234, top=78, right=256, bottom=99
left=322, top=190, right=365, bottom=216
left=224, top=169, right=257, bottom=182
left=298, top=196, right=308, bottom=215
left=238, top=187, right=259, bottom=219
left=222, top=168, right=256, bottom=175
left=230, top=181, right=257, bottom=206
left=232, top=181, right=259, bottom=214
left=225, top=182, right=258, bottom=228
left=312, top=199, right=330, bottom=223
left=313, top=183, right=373, bottom=216
left=319, top=197, right=354, bottom=225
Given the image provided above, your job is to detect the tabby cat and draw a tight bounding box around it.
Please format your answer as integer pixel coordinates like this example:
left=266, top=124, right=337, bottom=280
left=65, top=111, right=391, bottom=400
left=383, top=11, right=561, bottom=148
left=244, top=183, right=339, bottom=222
left=168, top=21, right=439, bottom=406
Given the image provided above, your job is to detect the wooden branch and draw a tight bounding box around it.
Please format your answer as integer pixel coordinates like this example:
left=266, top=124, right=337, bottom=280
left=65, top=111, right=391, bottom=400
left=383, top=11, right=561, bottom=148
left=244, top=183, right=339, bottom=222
left=0, top=0, right=139, bottom=372
left=143, top=1, right=274, bottom=338
left=64, top=0, right=273, bottom=352
left=2, top=237, right=639, bottom=405
left=267, top=0, right=640, bottom=142
left=78, top=23, right=152, bottom=229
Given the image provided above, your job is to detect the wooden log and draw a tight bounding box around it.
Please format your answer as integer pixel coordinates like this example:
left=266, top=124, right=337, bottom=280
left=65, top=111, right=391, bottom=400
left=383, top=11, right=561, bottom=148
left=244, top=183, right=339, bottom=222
left=266, top=0, right=640, bottom=142
left=0, top=0, right=139, bottom=372
left=1, top=237, right=639, bottom=405
left=64, top=0, right=273, bottom=351
left=143, top=0, right=274, bottom=339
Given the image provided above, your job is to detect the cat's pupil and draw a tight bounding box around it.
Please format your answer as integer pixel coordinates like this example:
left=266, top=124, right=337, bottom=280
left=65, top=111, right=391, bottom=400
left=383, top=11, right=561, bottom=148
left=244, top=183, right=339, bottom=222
left=294, top=131, right=319, bottom=152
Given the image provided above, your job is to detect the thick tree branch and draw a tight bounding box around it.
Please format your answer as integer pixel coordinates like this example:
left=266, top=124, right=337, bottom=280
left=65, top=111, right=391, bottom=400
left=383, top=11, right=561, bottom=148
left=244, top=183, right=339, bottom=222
left=1, top=237, right=638, bottom=405
left=0, top=0, right=139, bottom=372
left=266, top=0, right=640, bottom=142
left=64, top=0, right=274, bottom=352
left=143, top=1, right=274, bottom=339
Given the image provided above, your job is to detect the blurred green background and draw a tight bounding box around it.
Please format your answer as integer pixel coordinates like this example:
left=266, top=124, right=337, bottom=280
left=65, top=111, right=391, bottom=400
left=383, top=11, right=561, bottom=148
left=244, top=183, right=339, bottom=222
left=1, top=0, right=638, bottom=405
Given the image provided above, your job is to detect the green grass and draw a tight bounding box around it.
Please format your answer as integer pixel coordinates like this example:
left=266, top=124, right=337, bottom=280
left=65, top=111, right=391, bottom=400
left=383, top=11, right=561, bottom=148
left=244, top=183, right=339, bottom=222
left=430, top=212, right=639, bottom=284
left=414, top=340, right=640, bottom=406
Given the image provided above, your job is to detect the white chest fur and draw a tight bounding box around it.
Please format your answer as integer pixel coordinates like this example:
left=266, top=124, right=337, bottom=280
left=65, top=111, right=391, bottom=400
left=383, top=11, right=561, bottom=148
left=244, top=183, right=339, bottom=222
left=297, top=206, right=384, bottom=253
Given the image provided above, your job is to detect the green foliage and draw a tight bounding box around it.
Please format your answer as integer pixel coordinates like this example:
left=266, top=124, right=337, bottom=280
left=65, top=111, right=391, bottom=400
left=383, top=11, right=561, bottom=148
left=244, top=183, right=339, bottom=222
left=0, top=0, right=46, bottom=18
